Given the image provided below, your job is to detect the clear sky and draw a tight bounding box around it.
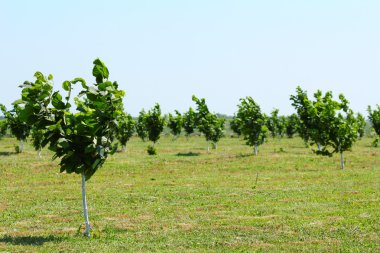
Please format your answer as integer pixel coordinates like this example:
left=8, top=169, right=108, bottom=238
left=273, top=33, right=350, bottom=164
left=1, top=0, right=379, bottom=116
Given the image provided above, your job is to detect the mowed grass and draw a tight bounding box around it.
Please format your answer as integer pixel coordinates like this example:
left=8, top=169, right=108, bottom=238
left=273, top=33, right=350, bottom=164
left=0, top=135, right=379, bottom=252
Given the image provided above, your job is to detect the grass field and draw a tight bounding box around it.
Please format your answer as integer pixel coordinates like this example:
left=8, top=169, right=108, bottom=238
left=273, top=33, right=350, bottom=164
left=0, top=135, right=379, bottom=252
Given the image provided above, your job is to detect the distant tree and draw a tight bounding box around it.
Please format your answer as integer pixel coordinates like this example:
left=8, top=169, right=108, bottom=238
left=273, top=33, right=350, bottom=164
left=356, top=113, right=366, bottom=139
left=277, top=116, right=287, bottom=137
left=144, top=103, right=166, bottom=155
left=192, top=95, right=225, bottom=152
left=266, top=109, right=279, bottom=138
left=0, top=104, right=31, bottom=152
left=235, top=97, right=268, bottom=155
left=136, top=109, right=148, bottom=142
left=167, top=110, right=183, bottom=140
left=117, top=112, right=135, bottom=152
left=230, top=115, right=241, bottom=137
left=183, top=107, right=197, bottom=138
left=368, top=105, right=380, bottom=146
left=285, top=113, right=299, bottom=138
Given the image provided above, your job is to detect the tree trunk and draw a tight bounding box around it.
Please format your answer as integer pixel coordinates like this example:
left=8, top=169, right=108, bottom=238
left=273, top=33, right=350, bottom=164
left=317, top=143, right=321, bottom=151
left=122, top=145, right=126, bottom=152
left=340, top=152, right=344, bottom=170
left=212, top=142, right=217, bottom=150
left=254, top=145, right=258, bottom=156
left=207, top=141, right=210, bottom=153
left=38, top=148, right=42, bottom=158
left=81, top=173, right=91, bottom=238
left=20, top=140, right=24, bottom=153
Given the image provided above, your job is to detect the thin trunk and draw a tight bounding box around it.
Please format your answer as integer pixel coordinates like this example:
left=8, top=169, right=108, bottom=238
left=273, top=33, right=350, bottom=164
left=122, top=145, right=126, bottom=152
left=254, top=145, right=258, bottom=156
left=20, top=140, right=24, bottom=153
left=317, top=143, right=321, bottom=151
left=340, top=152, right=344, bottom=170
left=207, top=141, right=210, bottom=153
left=38, top=148, right=42, bottom=158
left=81, top=173, right=91, bottom=238
left=212, top=142, right=217, bottom=150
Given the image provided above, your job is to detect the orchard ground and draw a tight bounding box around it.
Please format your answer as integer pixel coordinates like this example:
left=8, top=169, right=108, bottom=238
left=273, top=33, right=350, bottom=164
left=0, top=135, right=379, bottom=252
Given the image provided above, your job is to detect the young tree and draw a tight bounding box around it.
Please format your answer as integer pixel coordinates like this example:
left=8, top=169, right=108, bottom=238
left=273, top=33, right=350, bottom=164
left=144, top=103, right=166, bottom=155
left=235, top=97, right=268, bottom=155
left=291, top=87, right=358, bottom=169
left=136, top=109, right=148, bottom=141
left=117, top=112, right=135, bottom=152
left=266, top=109, right=279, bottom=138
left=0, top=104, right=31, bottom=152
left=285, top=113, right=299, bottom=138
left=368, top=105, right=380, bottom=146
left=183, top=107, right=197, bottom=138
left=192, top=95, right=225, bottom=152
left=18, top=59, right=125, bottom=237
left=356, top=113, right=366, bottom=139
left=167, top=110, right=183, bottom=140
left=277, top=116, right=287, bottom=137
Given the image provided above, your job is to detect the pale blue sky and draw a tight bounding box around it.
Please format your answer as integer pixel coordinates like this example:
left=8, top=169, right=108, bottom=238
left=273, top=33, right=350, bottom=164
left=1, top=0, right=379, bottom=116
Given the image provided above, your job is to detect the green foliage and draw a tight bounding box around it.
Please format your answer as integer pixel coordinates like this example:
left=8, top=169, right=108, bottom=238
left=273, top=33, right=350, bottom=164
left=290, top=86, right=358, bottom=161
left=277, top=115, right=287, bottom=137
left=285, top=113, right=299, bottom=138
left=230, top=115, right=241, bottom=137
left=290, top=87, right=313, bottom=144
left=0, top=119, right=7, bottom=138
left=192, top=95, right=225, bottom=147
left=167, top=110, right=183, bottom=139
left=136, top=109, right=148, bottom=141
left=266, top=108, right=279, bottom=138
left=147, top=144, right=157, bottom=155
left=145, top=103, right=166, bottom=144
left=356, top=113, right=366, bottom=139
left=18, top=58, right=125, bottom=180
left=183, top=107, right=197, bottom=137
left=0, top=104, right=31, bottom=146
left=368, top=105, right=380, bottom=136
left=31, top=127, right=45, bottom=152
left=235, top=97, right=268, bottom=152
left=117, top=112, right=135, bottom=149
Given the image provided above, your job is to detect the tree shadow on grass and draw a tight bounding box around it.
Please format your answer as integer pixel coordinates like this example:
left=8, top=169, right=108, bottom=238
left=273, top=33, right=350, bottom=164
left=0, top=235, right=62, bottom=246
left=176, top=152, right=200, bottom=157
left=0, top=152, right=17, bottom=156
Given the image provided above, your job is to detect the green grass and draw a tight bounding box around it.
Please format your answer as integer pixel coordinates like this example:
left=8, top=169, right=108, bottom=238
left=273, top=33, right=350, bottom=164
left=0, top=136, right=379, bottom=252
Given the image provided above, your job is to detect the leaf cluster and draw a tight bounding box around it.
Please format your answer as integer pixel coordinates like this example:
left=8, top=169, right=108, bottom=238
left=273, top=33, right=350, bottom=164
left=17, top=59, right=125, bottom=180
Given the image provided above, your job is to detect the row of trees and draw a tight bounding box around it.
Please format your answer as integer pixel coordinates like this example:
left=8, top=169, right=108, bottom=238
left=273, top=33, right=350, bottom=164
left=1, top=90, right=378, bottom=160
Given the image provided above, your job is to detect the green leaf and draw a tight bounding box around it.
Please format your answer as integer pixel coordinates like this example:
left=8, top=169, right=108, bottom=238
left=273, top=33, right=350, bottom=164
left=48, top=74, right=53, bottom=80
left=71, top=78, right=88, bottom=89
left=62, top=81, right=71, bottom=91
left=52, top=92, right=66, bottom=109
